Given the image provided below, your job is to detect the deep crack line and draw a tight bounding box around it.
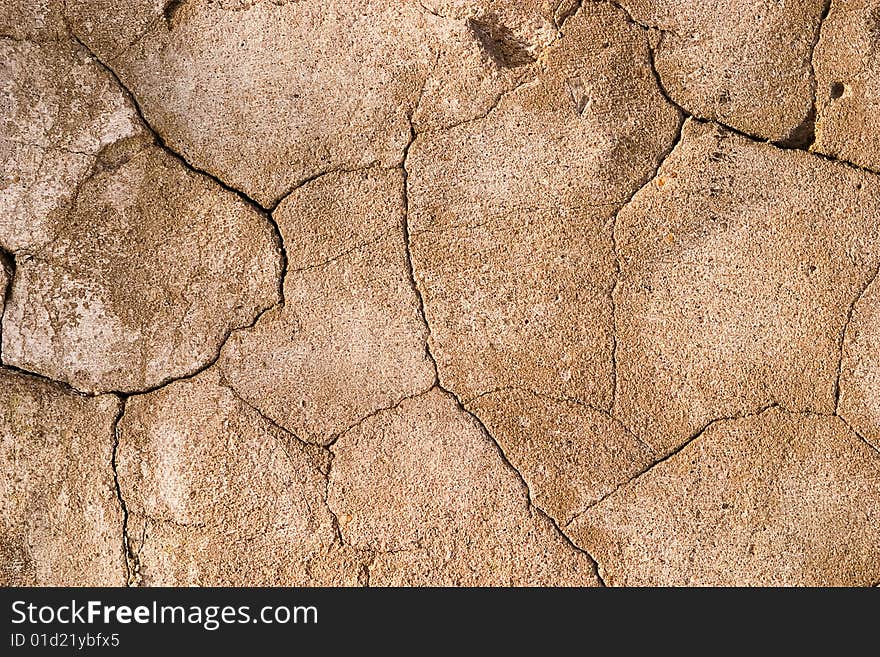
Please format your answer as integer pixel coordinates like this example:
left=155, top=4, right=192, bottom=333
left=65, top=7, right=880, bottom=198
left=599, top=0, right=880, bottom=171
left=73, top=24, right=292, bottom=310
left=264, top=211, right=289, bottom=308
left=110, top=396, right=140, bottom=586
left=599, top=27, right=688, bottom=421
left=0, top=26, right=293, bottom=400
left=62, top=3, right=880, bottom=198
left=607, top=110, right=686, bottom=416
left=24, top=4, right=879, bottom=589
left=802, top=0, right=834, bottom=149
left=565, top=402, right=781, bottom=529
left=833, top=264, right=879, bottom=415
left=0, top=291, right=278, bottom=399
left=776, top=0, right=833, bottom=149
left=401, top=117, right=441, bottom=389
left=398, top=121, right=604, bottom=582
left=554, top=0, right=583, bottom=31
left=0, top=248, right=14, bottom=363
left=603, top=0, right=655, bottom=33
left=66, top=31, right=270, bottom=213
left=0, top=363, right=86, bottom=397
left=444, top=385, right=608, bottom=586
left=102, top=295, right=279, bottom=398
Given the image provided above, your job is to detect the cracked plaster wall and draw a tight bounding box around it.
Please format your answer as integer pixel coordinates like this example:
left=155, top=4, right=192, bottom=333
left=2, top=0, right=880, bottom=586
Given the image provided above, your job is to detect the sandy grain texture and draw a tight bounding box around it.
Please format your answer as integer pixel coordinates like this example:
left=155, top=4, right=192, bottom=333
left=2, top=0, right=879, bottom=586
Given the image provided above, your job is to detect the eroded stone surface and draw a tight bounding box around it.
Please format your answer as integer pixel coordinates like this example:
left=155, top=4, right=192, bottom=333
left=413, top=0, right=563, bottom=132
left=5, top=0, right=880, bottom=589
left=329, top=389, right=599, bottom=585
left=118, top=368, right=364, bottom=585
left=839, top=271, right=880, bottom=450
left=569, top=408, right=880, bottom=586
left=2, top=145, right=280, bottom=394
left=221, top=168, right=434, bottom=445
left=0, top=369, right=123, bottom=586
left=468, top=389, right=655, bottom=524
left=1, top=36, right=281, bottom=394
left=1, top=37, right=144, bottom=253
left=0, top=0, right=66, bottom=41
left=65, top=0, right=570, bottom=206
left=408, top=4, right=680, bottom=407
left=616, top=0, right=825, bottom=142
left=813, top=0, right=880, bottom=172
left=615, top=119, right=880, bottom=454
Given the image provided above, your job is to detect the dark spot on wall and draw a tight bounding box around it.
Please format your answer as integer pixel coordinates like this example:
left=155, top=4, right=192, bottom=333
left=468, top=14, right=537, bottom=69
left=163, top=0, right=187, bottom=30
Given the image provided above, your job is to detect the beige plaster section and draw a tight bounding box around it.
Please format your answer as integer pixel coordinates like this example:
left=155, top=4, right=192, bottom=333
left=569, top=408, right=880, bottom=586
left=4, top=0, right=880, bottom=588
left=813, top=0, right=880, bottom=172
left=614, top=0, right=826, bottom=142
left=614, top=119, right=880, bottom=454
left=2, top=144, right=281, bottom=394
left=1, top=38, right=144, bottom=254
left=0, top=369, right=124, bottom=586
left=328, top=389, right=599, bottom=586
left=1, top=36, right=281, bottom=394
left=839, top=271, right=880, bottom=450
left=408, top=3, right=681, bottom=407
left=0, top=0, right=67, bottom=41
left=220, top=168, right=435, bottom=445
left=468, top=389, right=655, bottom=525
left=117, top=369, right=365, bottom=586
left=65, top=0, right=572, bottom=207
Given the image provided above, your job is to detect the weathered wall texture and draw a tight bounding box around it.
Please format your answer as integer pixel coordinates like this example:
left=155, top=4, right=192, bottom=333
left=2, top=0, right=879, bottom=586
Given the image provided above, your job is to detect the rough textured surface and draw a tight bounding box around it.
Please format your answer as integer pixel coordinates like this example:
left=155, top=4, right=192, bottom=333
left=64, top=0, right=570, bottom=207
left=220, top=168, right=435, bottom=445
left=1, top=37, right=281, bottom=394
left=1, top=37, right=144, bottom=254
left=0, top=369, right=123, bottom=586
left=615, top=119, right=880, bottom=454
left=839, top=272, right=880, bottom=450
left=2, top=146, right=281, bottom=393
left=813, top=0, right=880, bottom=172
left=329, top=389, right=599, bottom=586
left=117, top=369, right=363, bottom=586
left=469, top=389, right=655, bottom=524
left=615, top=0, right=826, bottom=142
left=569, top=408, right=880, bottom=586
left=5, top=0, right=880, bottom=587
left=0, top=0, right=67, bottom=43
left=408, top=3, right=681, bottom=407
